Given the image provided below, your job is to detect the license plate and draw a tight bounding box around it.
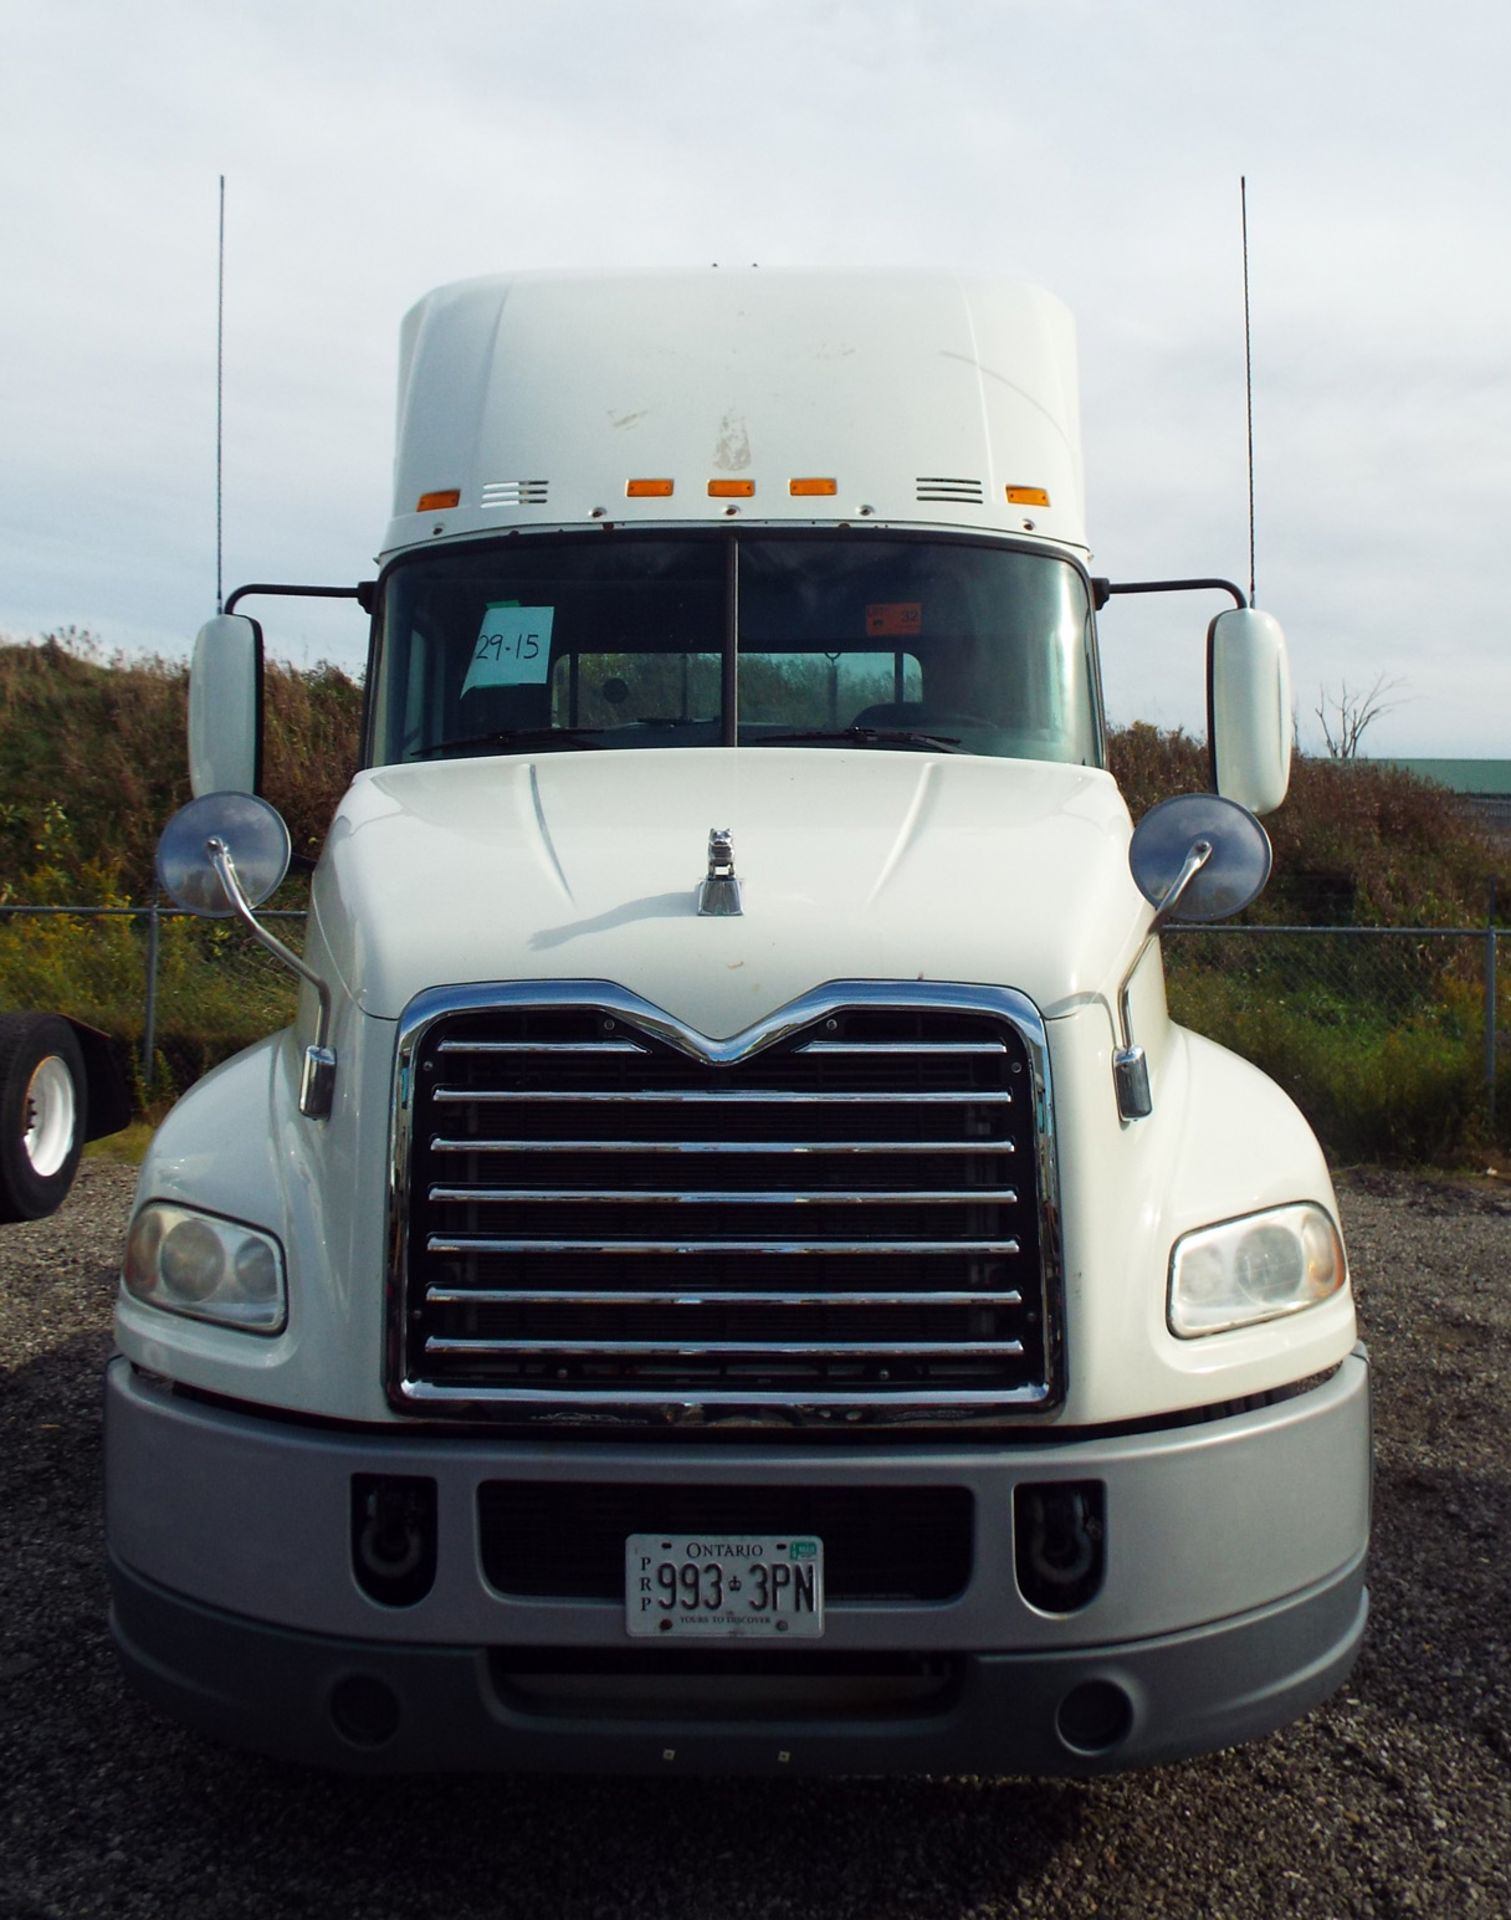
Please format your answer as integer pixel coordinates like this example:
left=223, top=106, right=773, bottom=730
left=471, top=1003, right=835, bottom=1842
left=625, top=1533, right=825, bottom=1638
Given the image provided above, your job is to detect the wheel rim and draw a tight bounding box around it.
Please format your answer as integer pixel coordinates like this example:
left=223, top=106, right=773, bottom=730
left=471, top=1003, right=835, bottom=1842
left=23, top=1055, right=78, bottom=1179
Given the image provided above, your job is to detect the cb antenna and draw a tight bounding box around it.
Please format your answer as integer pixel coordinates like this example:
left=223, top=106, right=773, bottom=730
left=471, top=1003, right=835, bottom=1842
left=216, top=174, right=226, bottom=615
left=1241, top=175, right=1256, bottom=609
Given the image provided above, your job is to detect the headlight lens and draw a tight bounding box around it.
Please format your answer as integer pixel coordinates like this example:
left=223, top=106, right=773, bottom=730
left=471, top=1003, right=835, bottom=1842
left=1168, top=1203, right=1345, bottom=1338
left=123, top=1202, right=286, bottom=1334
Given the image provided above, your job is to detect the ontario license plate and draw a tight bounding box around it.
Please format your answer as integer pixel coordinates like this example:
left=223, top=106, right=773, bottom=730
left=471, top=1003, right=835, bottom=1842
left=625, top=1533, right=825, bottom=1638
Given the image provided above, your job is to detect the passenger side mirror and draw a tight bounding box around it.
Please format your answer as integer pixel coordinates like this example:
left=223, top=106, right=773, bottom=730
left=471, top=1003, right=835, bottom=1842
left=1128, top=792, right=1273, bottom=926
left=1114, top=793, right=1273, bottom=1121
left=1207, top=607, right=1291, bottom=816
left=189, top=614, right=264, bottom=797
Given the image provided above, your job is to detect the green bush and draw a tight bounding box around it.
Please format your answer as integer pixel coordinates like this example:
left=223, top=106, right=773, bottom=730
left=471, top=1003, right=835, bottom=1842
left=1167, top=963, right=1490, bottom=1163
left=1110, top=722, right=1501, bottom=929
left=0, top=631, right=362, bottom=897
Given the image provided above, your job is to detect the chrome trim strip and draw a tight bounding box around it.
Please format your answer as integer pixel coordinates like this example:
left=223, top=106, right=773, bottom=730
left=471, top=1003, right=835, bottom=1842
left=426, top=1186, right=1019, bottom=1207
left=433, top=1087, right=1016, bottom=1106
left=425, top=1337, right=1025, bottom=1357
left=387, top=979, right=1066, bottom=1427
left=436, top=1039, right=648, bottom=1055
left=399, top=979, right=1041, bottom=1071
left=424, top=1287, right=1025, bottom=1308
left=400, top=1382, right=1056, bottom=1409
left=430, top=1137, right=1016, bottom=1157
left=427, top=1235, right=1022, bottom=1257
left=796, top=1040, right=1008, bottom=1056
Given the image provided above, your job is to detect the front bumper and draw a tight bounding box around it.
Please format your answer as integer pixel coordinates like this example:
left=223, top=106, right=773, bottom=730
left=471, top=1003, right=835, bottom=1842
left=105, top=1349, right=1370, bottom=1775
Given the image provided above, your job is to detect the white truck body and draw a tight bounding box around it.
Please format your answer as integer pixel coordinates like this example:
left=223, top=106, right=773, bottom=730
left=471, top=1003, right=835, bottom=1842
left=107, top=270, right=1369, bottom=1775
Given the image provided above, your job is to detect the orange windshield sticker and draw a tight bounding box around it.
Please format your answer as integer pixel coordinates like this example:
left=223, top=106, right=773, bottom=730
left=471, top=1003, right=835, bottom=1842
left=866, top=602, right=922, bottom=638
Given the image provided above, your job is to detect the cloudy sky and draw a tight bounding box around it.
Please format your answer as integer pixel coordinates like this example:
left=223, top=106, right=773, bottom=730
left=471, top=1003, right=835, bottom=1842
left=2, top=0, right=1505, bottom=755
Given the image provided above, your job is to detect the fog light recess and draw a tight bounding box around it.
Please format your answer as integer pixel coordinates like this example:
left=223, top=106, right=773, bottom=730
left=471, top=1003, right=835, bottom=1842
left=1055, top=1679, right=1134, bottom=1756
left=329, top=1673, right=402, bottom=1749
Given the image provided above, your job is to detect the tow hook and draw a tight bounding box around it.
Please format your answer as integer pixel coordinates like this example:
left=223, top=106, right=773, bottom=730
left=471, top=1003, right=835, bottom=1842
left=350, top=1475, right=437, bottom=1607
left=1014, top=1481, right=1106, bottom=1613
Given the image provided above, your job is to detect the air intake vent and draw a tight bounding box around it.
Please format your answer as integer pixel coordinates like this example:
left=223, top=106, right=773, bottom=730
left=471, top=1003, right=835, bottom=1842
left=915, top=477, right=984, bottom=505
left=481, top=480, right=550, bottom=507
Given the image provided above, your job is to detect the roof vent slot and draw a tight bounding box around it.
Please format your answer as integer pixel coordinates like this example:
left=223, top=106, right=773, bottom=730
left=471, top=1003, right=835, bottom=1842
left=915, top=476, right=984, bottom=505
left=482, top=480, right=550, bottom=507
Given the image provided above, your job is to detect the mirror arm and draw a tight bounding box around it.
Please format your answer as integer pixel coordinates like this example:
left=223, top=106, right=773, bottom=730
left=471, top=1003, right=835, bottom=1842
left=1112, top=838, right=1213, bottom=1123
left=207, top=839, right=337, bottom=1121
left=1093, top=576, right=1247, bottom=610
left=223, top=582, right=368, bottom=615
left=1146, top=838, right=1215, bottom=940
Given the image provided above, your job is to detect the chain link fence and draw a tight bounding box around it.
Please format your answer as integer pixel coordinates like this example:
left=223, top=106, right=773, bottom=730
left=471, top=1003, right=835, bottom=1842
left=0, top=901, right=1504, bottom=1158
left=1164, top=923, right=1507, bottom=1159
left=0, top=900, right=307, bottom=1108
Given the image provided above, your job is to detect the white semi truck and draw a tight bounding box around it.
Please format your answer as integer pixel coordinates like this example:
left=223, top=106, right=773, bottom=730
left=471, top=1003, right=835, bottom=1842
left=107, top=269, right=1369, bottom=1774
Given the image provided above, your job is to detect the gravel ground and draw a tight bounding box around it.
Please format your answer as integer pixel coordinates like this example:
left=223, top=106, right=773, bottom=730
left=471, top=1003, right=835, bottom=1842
left=1, top=1160, right=1507, bottom=1920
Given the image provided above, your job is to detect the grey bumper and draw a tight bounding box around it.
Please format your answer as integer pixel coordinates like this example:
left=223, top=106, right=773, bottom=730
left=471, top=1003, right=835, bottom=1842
left=105, top=1350, right=1370, bottom=1775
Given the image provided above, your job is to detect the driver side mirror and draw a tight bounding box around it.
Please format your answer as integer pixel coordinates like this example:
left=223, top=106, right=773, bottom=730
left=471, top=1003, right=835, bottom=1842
left=1207, top=607, right=1292, bottom=816
left=189, top=614, right=264, bottom=797
left=157, top=791, right=336, bottom=1120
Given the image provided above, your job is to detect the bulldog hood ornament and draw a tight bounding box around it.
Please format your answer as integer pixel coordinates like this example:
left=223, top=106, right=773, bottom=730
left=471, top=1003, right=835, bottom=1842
left=697, top=828, right=743, bottom=917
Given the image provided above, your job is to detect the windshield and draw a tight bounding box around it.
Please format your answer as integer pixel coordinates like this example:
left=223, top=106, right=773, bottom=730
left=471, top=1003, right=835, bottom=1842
left=368, top=532, right=1102, bottom=768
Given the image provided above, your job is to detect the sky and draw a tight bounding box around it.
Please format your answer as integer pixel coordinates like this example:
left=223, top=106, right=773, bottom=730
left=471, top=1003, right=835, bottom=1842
left=2, top=0, right=1507, bottom=757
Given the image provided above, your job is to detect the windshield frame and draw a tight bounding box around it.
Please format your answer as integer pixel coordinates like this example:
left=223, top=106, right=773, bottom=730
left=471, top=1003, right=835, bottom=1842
left=362, top=526, right=1107, bottom=772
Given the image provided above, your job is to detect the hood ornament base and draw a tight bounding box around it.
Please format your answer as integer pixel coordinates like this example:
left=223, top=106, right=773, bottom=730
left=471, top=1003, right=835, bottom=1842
left=698, top=828, right=743, bottom=917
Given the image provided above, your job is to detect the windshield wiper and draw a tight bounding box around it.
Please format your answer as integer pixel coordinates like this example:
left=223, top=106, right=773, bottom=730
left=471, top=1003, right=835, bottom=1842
left=749, top=726, right=963, bottom=753
left=413, top=727, right=605, bottom=759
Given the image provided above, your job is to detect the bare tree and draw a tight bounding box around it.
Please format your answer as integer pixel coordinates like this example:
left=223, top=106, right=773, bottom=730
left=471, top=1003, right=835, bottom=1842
left=1314, top=674, right=1408, bottom=759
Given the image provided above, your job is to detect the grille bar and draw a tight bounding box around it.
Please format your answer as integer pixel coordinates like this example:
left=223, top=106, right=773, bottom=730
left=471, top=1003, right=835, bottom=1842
left=438, top=1039, right=649, bottom=1055
left=424, top=1287, right=1024, bottom=1307
left=427, top=1336, right=1025, bottom=1357
left=427, top=1235, right=1022, bottom=1257
left=430, top=1137, right=1016, bottom=1157
left=434, top=1087, right=1015, bottom=1106
left=427, top=1186, right=1019, bottom=1206
left=795, top=1040, right=1006, bottom=1056
left=394, top=982, right=1060, bottom=1425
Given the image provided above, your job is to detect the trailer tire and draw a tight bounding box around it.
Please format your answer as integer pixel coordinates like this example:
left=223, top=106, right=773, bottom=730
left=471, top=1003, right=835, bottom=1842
left=0, top=1014, right=87, bottom=1222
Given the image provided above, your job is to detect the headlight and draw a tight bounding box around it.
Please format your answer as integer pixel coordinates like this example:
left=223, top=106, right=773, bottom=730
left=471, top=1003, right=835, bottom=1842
left=123, top=1202, right=286, bottom=1334
left=1168, top=1203, right=1345, bottom=1339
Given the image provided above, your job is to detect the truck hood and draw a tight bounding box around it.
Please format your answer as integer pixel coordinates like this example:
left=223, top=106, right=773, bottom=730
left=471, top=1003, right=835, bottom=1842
left=312, top=750, right=1145, bottom=1035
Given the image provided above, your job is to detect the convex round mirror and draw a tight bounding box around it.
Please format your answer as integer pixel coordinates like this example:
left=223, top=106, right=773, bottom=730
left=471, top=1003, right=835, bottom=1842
left=1129, top=792, right=1272, bottom=924
left=157, top=792, right=292, bottom=919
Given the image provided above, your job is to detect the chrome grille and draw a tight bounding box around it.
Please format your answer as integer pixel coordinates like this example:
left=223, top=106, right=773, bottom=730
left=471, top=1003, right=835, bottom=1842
left=390, top=982, right=1062, bottom=1426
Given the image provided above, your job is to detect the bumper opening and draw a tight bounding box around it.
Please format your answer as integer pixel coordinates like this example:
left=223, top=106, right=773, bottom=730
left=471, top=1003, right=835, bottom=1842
left=490, top=1648, right=962, bottom=1722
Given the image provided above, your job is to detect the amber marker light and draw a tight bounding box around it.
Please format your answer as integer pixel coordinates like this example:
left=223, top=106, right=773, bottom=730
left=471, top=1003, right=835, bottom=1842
left=708, top=479, right=756, bottom=497
left=626, top=479, right=675, bottom=497
left=416, top=489, right=461, bottom=511
left=1006, top=485, right=1051, bottom=507
left=789, top=478, right=837, bottom=497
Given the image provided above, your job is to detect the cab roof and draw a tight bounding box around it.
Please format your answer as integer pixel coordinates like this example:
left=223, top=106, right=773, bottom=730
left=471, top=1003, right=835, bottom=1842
left=384, top=268, right=1086, bottom=558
